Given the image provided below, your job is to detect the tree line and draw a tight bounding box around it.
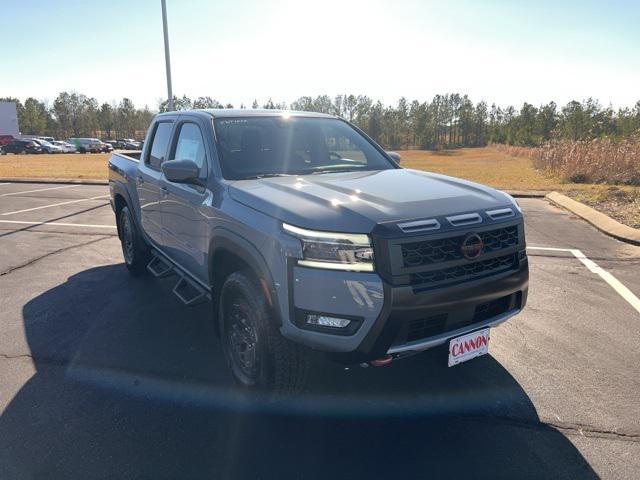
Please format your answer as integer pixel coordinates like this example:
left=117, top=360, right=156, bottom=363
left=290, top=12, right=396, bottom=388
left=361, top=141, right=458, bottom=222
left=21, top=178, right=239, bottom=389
left=4, top=92, right=640, bottom=149
left=1, top=93, right=154, bottom=140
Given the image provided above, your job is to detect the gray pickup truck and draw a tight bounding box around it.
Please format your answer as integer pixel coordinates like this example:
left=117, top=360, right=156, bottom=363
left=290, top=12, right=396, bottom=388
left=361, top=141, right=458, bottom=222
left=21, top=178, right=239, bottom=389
left=108, top=109, right=528, bottom=393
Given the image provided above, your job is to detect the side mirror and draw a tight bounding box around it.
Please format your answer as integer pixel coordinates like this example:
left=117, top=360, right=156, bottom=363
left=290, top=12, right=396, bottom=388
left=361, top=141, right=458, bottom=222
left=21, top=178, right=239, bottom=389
left=162, top=159, right=204, bottom=186
left=386, top=151, right=401, bottom=164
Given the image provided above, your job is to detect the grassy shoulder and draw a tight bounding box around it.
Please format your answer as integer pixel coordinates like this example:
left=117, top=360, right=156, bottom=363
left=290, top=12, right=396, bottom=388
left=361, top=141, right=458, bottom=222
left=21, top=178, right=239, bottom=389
left=563, top=187, right=640, bottom=229
left=0, top=152, right=110, bottom=179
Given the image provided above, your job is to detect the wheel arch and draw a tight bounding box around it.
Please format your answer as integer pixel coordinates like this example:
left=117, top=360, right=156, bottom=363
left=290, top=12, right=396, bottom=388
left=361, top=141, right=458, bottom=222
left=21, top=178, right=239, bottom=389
left=209, top=229, right=282, bottom=329
left=110, top=183, right=140, bottom=240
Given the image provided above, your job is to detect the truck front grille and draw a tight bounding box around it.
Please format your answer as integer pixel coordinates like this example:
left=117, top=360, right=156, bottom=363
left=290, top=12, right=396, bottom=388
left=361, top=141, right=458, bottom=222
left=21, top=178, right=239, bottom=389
left=401, top=225, right=518, bottom=267
left=411, top=253, right=517, bottom=292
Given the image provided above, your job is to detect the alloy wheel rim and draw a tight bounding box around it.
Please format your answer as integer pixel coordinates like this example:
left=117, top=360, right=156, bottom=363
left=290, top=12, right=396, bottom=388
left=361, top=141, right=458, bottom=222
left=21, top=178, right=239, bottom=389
left=121, top=214, right=134, bottom=264
left=227, top=302, right=258, bottom=378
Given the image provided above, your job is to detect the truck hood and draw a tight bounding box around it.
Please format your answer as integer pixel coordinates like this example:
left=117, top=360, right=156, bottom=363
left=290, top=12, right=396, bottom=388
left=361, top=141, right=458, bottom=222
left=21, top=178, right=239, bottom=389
left=228, top=169, right=513, bottom=233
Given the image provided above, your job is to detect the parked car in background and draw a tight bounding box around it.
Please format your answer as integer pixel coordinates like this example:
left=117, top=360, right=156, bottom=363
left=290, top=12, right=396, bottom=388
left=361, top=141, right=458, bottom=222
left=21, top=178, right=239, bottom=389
left=115, top=138, right=142, bottom=150
left=32, top=138, right=63, bottom=154
left=99, top=141, right=114, bottom=153
left=51, top=141, right=77, bottom=153
left=36, top=136, right=55, bottom=143
left=0, top=135, right=15, bottom=147
left=67, top=137, right=102, bottom=153
left=2, top=139, right=43, bottom=154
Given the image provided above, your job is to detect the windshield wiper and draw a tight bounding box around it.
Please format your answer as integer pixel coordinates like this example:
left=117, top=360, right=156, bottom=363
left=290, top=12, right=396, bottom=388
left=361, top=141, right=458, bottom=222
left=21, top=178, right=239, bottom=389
left=241, top=173, right=293, bottom=180
left=310, top=168, right=363, bottom=175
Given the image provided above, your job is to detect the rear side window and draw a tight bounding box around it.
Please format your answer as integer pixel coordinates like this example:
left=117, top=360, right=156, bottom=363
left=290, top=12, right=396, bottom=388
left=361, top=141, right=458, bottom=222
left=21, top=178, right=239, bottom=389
left=170, top=123, right=207, bottom=171
left=147, top=122, right=173, bottom=170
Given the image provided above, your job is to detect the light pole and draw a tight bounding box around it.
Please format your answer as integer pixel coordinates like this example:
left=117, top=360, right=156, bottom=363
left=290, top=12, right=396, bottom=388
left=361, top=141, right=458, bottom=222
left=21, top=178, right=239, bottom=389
left=161, top=0, right=174, bottom=111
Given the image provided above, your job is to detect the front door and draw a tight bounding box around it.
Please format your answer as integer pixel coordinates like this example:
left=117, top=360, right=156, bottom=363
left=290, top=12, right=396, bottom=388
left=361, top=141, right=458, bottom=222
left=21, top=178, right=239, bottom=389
left=160, top=120, right=211, bottom=283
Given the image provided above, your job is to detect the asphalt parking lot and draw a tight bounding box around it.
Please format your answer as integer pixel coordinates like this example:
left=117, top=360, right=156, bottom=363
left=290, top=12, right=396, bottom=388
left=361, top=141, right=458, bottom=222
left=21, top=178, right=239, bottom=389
left=1, top=182, right=639, bottom=479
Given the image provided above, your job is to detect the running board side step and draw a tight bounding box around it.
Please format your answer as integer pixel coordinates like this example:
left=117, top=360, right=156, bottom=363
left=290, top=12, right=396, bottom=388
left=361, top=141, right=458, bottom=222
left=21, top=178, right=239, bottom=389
left=146, top=252, right=210, bottom=306
left=147, top=255, right=174, bottom=278
left=172, top=275, right=208, bottom=306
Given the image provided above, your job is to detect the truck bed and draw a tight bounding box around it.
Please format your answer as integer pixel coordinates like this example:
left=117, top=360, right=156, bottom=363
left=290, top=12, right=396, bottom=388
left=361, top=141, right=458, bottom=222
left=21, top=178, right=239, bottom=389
left=108, top=151, right=143, bottom=205
left=113, top=150, right=142, bottom=162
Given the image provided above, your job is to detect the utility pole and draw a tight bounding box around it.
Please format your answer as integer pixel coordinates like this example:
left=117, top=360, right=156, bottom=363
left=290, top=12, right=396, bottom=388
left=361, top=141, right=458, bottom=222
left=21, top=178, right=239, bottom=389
left=161, top=0, right=174, bottom=111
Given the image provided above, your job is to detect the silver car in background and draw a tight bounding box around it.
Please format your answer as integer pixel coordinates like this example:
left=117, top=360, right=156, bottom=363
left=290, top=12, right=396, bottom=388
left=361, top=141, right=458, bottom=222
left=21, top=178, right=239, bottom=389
left=31, top=138, right=63, bottom=154
left=51, top=141, right=77, bottom=153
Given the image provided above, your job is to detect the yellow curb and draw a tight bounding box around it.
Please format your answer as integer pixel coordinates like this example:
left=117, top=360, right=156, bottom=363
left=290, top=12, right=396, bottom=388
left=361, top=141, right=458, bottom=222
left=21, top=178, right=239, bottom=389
left=546, top=192, right=640, bottom=246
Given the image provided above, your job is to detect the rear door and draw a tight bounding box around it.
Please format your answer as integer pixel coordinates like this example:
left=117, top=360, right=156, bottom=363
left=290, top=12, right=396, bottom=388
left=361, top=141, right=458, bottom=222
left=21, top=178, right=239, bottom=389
left=136, top=119, right=174, bottom=246
left=160, top=115, right=212, bottom=282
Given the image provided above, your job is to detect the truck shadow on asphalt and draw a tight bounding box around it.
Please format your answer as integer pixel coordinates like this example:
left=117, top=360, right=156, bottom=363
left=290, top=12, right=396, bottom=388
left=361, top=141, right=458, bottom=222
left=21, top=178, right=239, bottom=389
left=0, top=264, right=598, bottom=479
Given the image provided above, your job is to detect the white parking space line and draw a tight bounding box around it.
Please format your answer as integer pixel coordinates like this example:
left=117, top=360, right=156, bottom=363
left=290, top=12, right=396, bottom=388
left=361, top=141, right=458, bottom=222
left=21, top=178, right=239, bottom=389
left=528, top=246, right=640, bottom=315
left=0, top=219, right=116, bottom=229
left=0, top=182, right=11, bottom=186
left=0, top=184, right=78, bottom=197
left=1, top=195, right=109, bottom=216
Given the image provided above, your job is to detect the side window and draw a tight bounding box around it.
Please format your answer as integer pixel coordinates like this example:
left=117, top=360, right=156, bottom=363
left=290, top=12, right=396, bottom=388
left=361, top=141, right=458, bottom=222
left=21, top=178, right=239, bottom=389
left=171, top=123, right=207, bottom=171
left=146, top=122, right=173, bottom=170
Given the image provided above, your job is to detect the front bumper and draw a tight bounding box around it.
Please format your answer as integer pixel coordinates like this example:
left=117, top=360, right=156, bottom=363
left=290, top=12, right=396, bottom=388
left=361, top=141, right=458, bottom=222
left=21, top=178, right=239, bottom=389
left=284, top=257, right=528, bottom=364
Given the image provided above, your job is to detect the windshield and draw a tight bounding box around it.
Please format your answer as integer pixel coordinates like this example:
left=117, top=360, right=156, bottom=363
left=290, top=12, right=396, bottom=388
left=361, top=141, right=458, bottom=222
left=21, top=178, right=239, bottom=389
left=214, top=116, right=395, bottom=180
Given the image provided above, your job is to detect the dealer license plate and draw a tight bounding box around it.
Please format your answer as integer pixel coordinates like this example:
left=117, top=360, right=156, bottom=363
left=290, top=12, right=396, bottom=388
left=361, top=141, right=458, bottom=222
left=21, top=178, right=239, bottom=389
left=448, top=328, right=490, bottom=367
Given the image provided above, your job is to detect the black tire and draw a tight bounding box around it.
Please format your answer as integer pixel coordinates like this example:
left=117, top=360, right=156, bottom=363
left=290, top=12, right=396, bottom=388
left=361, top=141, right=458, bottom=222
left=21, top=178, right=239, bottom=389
left=219, top=270, right=309, bottom=396
left=118, top=205, right=150, bottom=276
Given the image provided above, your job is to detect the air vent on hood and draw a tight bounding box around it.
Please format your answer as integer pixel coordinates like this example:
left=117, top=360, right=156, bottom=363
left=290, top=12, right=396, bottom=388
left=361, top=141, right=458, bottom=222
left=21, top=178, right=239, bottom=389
left=486, top=208, right=515, bottom=220
left=398, top=218, right=441, bottom=233
left=446, top=213, right=483, bottom=227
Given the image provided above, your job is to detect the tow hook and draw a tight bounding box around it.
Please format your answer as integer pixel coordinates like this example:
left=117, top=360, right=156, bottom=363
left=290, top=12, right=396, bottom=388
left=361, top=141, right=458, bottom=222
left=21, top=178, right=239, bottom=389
left=369, top=355, right=393, bottom=367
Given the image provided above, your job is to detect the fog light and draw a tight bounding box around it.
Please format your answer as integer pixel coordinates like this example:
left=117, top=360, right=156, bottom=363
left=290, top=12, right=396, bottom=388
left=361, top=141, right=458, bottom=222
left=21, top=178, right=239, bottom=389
left=306, top=314, right=351, bottom=328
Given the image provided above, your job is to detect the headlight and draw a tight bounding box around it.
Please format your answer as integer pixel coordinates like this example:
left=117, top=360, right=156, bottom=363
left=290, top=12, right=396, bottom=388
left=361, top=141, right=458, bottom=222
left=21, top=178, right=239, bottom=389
left=504, top=193, right=522, bottom=213
left=282, top=223, right=374, bottom=272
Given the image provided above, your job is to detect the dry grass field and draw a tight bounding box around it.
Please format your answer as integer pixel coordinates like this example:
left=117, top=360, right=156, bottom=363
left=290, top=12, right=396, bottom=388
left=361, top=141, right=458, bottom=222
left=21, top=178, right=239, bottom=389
left=0, top=148, right=631, bottom=191
left=400, top=148, right=558, bottom=191
left=0, top=153, right=110, bottom=179
left=1, top=147, right=638, bottom=227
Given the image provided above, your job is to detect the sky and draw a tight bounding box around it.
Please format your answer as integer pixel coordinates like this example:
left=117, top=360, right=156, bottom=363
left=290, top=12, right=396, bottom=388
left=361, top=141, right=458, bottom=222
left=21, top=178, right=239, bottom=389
left=1, top=0, right=639, bottom=110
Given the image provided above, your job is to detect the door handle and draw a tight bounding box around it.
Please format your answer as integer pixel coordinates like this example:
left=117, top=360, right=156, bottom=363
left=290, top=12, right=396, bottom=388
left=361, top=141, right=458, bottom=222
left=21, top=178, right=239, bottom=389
left=161, top=186, right=169, bottom=196
left=137, top=176, right=144, bottom=185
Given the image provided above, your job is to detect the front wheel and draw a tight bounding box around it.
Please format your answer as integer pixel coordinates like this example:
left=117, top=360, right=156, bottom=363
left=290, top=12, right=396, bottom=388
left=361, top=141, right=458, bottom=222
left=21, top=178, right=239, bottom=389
left=219, top=270, right=310, bottom=396
left=118, top=205, right=150, bottom=276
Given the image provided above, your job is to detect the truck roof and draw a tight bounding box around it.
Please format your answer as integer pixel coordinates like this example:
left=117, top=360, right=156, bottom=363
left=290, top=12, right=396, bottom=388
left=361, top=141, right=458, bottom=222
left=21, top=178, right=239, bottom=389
left=155, top=109, right=336, bottom=119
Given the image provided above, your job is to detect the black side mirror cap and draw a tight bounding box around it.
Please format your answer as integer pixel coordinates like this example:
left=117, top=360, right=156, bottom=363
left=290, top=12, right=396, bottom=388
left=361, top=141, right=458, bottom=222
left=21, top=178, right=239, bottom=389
left=386, top=151, right=401, bottom=164
left=161, top=159, right=205, bottom=186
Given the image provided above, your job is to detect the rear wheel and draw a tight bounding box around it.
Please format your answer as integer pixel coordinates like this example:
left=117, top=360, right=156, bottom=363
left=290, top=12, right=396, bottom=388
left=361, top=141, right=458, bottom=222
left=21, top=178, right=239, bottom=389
left=219, top=270, right=309, bottom=396
left=118, top=205, right=150, bottom=276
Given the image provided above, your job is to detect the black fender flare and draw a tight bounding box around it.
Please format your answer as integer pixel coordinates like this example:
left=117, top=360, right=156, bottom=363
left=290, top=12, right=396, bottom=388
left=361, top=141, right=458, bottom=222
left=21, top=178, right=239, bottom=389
left=208, top=228, right=282, bottom=326
left=110, top=182, right=144, bottom=240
